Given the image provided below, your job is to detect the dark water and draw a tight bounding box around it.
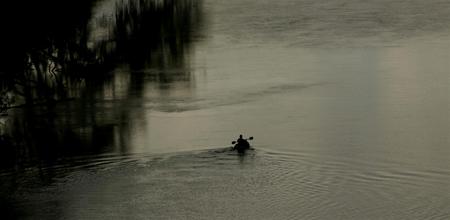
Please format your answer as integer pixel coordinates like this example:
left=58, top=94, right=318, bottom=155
left=2, top=148, right=449, bottom=219
left=1, top=0, right=450, bottom=219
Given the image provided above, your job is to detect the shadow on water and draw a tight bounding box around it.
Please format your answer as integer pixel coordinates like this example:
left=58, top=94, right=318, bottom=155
left=0, top=0, right=204, bottom=181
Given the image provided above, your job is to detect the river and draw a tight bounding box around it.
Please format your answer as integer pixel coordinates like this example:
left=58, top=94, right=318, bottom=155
left=0, top=0, right=449, bottom=219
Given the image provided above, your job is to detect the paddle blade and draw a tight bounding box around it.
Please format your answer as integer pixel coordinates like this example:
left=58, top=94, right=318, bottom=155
left=248, top=136, right=253, bottom=140
left=232, top=141, right=236, bottom=144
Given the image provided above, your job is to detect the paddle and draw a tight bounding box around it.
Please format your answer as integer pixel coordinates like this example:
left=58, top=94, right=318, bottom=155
left=231, top=136, right=253, bottom=145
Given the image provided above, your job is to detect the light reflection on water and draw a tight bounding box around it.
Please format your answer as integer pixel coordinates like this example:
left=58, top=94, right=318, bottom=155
left=1, top=0, right=450, bottom=219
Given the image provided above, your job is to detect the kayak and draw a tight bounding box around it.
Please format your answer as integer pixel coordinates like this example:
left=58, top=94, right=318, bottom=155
left=231, top=135, right=253, bottom=153
left=233, top=143, right=250, bottom=153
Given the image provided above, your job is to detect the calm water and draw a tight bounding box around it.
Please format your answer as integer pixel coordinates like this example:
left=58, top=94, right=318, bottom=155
left=1, top=0, right=450, bottom=219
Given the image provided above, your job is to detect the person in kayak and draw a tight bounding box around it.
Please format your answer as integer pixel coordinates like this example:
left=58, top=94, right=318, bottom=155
left=235, top=134, right=250, bottom=150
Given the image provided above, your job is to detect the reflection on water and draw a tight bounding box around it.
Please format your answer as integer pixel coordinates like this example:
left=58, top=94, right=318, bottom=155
left=1, top=0, right=450, bottom=219
left=0, top=0, right=204, bottom=172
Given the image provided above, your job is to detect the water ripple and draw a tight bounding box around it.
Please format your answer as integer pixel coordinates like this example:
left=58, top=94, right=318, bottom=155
left=3, top=147, right=449, bottom=219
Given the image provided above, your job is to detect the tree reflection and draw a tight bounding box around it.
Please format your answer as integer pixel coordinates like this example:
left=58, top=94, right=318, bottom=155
left=0, top=0, right=204, bottom=175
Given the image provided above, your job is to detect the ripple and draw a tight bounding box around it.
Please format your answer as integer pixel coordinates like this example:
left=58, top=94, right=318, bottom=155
left=2, top=147, right=450, bottom=219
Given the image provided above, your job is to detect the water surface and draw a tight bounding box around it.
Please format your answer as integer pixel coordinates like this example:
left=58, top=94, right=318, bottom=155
left=1, top=0, right=449, bottom=219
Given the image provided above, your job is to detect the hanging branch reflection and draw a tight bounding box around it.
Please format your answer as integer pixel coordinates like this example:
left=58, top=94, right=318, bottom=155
left=0, top=0, right=204, bottom=175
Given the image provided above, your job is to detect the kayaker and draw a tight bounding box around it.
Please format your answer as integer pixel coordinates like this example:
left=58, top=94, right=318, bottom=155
left=236, top=134, right=250, bottom=149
